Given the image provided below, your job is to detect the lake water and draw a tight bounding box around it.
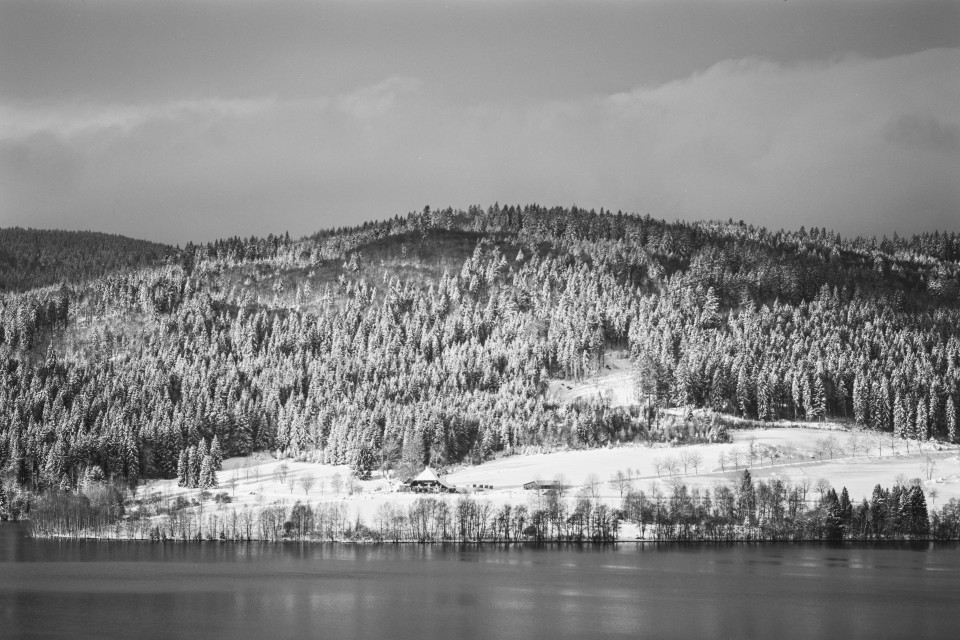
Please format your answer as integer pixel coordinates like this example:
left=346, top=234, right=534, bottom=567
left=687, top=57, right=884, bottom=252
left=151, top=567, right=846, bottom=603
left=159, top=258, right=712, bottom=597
left=2, top=525, right=958, bottom=640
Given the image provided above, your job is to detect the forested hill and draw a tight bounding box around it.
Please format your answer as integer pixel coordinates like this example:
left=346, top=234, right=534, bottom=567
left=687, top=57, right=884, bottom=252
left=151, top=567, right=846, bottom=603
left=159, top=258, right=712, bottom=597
left=1, top=205, right=959, bottom=497
left=0, top=228, right=174, bottom=292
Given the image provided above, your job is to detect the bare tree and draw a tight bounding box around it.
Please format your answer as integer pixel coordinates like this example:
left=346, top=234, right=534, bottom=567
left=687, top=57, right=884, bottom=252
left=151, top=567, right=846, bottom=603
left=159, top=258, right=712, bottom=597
left=747, top=437, right=758, bottom=467
left=825, top=435, right=842, bottom=459
left=798, top=478, right=812, bottom=503
left=718, top=451, right=728, bottom=472
left=869, top=431, right=884, bottom=457
left=664, top=457, right=680, bottom=477
left=665, top=474, right=685, bottom=497
left=928, top=487, right=939, bottom=507
left=847, top=433, right=863, bottom=458
left=924, top=457, right=937, bottom=481
left=729, top=448, right=742, bottom=470
left=331, top=472, right=343, bottom=494
left=688, top=451, right=703, bottom=474
left=301, top=475, right=315, bottom=496
left=679, top=450, right=692, bottom=475
left=815, top=477, right=831, bottom=498
left=274, top=462, right=289, bottom=486
left=813, top=438, right=827, bottom=461
left=609, top=470, right=632, bottom=498
left=653, top=457, right=665, bottom=478
left=585, top=473, right=601, bottom=501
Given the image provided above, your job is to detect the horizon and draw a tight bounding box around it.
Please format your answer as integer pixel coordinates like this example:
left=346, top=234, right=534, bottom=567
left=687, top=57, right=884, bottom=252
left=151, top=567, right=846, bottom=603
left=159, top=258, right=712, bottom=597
left=1, top=1, right=958, bottom=244
left=4, top=203, right=960, bottom=249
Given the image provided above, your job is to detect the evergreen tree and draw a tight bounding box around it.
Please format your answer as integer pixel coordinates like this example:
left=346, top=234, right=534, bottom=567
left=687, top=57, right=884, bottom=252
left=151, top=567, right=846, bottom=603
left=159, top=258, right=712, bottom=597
left=908, top=485, right=929, bottom=537
left=853, top=373, right=869, bottom=426
left=894, top=394, right=909, bottom=440
left=838, top=487, right=853, bottom=535
left=187, top=445, right=199, bottom=488
left=947, top=395, right=957, bottom=444
left=176, top=449, right=189, bottom=487
left=210, top=435, right=223, bottom=471
left=915, top=397, right=929, bottom=441
left=811, top=375, right=826, bottom=422
left=199, top=454, right=217, bottom=490
left=822, top=488, right=842, bottom=540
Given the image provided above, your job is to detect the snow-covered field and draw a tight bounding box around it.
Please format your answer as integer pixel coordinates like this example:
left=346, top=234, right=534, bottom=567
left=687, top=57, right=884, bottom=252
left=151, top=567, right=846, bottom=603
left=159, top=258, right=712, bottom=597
left=546, top=353, right=635, bottom=406
left=141, top=426, right=960, bottom=525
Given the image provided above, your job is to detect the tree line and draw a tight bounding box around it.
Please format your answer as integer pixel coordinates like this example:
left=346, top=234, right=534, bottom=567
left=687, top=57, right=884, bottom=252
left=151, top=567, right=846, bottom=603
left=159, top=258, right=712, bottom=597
left=22, top=471, right=960, bottom=542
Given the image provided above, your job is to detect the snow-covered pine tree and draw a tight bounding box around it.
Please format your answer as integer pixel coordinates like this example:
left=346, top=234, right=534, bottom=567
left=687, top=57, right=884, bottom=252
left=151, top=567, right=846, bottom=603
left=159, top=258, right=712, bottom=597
left=187, top=445, right=199, bottom=488
left=915, top=397, right=929, bottom=441
left=947, top=396, right=957, bottom=443
left=894, top=394, right=909, bottom=440
left=210, top=435, right=223, bottom=471
left=177, top=449, right=189, bottom=487
left=853, top=372, right=869, bottom=426
left=199, top=454, right=217, bottom=490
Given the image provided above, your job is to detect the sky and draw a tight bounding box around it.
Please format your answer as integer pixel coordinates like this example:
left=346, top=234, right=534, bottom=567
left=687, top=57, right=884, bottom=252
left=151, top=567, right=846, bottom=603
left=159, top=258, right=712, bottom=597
left=0, top=0, right=957, bottom=245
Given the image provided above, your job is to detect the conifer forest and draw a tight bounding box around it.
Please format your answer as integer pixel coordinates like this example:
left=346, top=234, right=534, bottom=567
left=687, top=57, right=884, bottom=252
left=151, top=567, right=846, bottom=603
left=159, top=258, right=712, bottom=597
left=2, top=205, right=960, bottom=539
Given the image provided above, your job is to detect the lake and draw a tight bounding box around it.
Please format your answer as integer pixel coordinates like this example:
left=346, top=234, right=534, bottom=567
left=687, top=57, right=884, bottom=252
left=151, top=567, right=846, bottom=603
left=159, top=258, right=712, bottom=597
left=2, top=525, right=958, bottom=639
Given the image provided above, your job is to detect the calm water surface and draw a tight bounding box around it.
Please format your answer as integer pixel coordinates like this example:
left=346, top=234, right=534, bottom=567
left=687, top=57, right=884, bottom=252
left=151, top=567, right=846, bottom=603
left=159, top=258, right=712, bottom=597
left=2, top=525, right=958, bottom=639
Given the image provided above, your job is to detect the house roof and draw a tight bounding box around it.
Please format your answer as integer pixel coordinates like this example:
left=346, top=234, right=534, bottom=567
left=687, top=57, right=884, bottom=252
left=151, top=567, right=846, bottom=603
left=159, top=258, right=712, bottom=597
left=408, top=466, right=456, bottom=489
left=412, top=466, right=443, bottom=484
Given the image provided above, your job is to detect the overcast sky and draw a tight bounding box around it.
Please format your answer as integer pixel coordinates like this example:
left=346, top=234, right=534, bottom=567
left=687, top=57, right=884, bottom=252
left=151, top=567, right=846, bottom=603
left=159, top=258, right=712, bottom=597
left=1, top=1, right=957, bottom=244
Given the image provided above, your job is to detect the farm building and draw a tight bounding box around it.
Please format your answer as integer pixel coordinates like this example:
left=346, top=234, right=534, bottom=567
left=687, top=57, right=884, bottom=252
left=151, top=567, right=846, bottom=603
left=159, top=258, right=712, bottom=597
left=523, top=480, right=561, bottom=492
left=401, top=466, right=458, bottom=493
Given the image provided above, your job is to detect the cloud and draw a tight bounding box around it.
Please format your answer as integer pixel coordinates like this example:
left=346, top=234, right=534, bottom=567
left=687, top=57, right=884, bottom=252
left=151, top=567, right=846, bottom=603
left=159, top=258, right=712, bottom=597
left=885, top=114, right=960, bottom=153
left=334, top=76, right=422, bottom=120
left=1, top=50, right=957, bottom=243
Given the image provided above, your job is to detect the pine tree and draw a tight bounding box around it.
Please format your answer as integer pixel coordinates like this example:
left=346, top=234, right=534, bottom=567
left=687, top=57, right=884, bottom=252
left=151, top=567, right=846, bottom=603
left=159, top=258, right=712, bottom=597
left=210, top=435, right=223, bottom=471
left=177, top=449, right=189, bottom=487
left=915, top=397, right=929, bottom=441
left=123, top=430, right=139, bottom=485
left=838, top=487, right=853, bottom=535
left=908, top=486, right=929, bottom=537
left=947, top=396, right=957, bottom=444
left=199, top=454, right=217, bottom=490
left=928, top=390, right=942, bottom=439
left=187, top=445, right=199, bottom=488
left=893, top=394, right=909, bottom=440
left=853, top=373, right=868, bottom=426
left=811, top=375, right=826, bottom=422
left=736, top=365, right=751, bottom=417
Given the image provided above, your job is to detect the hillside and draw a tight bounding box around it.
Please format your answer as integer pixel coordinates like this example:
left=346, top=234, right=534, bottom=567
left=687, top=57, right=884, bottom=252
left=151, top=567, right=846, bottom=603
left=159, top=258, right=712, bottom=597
left=0, top=227, right=174, bottom=292
left=1, top=205, right=960, bottom=525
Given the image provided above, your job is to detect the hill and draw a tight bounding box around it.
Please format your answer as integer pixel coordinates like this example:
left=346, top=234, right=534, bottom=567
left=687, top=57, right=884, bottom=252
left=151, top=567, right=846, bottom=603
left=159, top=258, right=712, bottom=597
left=1, top=205, right=959, bottom=522
left=0, top=227, right=174, bottom=292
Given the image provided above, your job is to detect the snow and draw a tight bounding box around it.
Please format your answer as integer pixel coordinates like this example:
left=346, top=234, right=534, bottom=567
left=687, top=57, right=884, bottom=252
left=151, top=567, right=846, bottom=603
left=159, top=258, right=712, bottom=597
left=140, top=427, right=960, bottom=530
left=546, top=354, right=635, bottom=406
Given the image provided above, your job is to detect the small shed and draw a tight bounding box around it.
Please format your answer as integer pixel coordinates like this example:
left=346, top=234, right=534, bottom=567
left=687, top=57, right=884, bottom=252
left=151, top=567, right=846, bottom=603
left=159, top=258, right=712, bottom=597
left=406, top=466, right=457, bottom=493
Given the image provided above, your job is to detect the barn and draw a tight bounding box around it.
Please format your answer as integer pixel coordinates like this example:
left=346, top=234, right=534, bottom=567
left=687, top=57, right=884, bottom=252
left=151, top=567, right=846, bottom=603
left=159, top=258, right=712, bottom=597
left=402, top=466, right=457, bottom=493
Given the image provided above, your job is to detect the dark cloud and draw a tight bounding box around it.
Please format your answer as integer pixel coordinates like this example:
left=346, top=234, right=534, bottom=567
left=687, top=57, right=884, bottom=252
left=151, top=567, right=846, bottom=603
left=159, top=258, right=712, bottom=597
left=0, top=3, right=957, bottom=241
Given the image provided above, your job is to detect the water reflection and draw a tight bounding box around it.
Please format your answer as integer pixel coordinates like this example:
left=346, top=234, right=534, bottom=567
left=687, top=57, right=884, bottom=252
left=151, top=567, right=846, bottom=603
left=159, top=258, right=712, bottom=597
left=1, top=525, right=960, bottom=639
